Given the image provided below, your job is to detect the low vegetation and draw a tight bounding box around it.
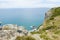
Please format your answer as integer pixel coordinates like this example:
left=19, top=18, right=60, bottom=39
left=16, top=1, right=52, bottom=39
left=15, top=36, right=36, bottom=40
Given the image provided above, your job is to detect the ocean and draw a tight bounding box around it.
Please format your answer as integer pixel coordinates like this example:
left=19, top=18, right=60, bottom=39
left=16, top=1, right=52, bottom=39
left=0, top=8, right=49, bottom=30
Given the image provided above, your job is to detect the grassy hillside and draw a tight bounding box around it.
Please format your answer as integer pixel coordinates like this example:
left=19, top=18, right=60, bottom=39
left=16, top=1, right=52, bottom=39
left=31, top=7, right=60, bottom=40
left=39, top=7, right=60, bottom=40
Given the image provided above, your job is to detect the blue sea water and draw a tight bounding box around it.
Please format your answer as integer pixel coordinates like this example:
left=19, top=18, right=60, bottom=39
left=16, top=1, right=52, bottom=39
left=0, top=8, right=49, bottom=30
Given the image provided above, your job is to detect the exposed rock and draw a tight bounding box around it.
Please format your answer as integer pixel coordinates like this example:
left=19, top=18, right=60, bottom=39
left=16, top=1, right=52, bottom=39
left=0, top=24, right=28, bottom=40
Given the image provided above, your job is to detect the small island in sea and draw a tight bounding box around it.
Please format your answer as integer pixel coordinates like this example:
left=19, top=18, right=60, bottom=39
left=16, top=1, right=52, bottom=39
left=0, top=7, right=60, bottom=40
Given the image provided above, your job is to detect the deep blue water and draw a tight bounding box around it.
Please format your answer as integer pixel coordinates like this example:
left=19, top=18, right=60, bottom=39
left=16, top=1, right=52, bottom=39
left=0, top=8, right=49, bottom=30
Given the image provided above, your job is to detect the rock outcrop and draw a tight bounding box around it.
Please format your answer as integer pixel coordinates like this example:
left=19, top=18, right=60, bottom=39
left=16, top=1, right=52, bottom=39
left=0, top=24, right=28, bottom=40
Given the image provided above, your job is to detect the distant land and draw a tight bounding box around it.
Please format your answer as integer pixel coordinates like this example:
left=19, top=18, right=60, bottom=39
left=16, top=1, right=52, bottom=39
left=0, top=8, right=50, bottom=30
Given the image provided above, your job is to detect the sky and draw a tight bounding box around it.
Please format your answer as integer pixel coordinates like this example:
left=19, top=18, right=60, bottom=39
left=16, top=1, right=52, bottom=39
left=0, top=0, right=60, bottom=8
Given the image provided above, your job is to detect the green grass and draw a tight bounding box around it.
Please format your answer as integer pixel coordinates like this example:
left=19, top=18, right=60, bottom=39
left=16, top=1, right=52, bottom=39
left=40, top=34, right=52, bottom=40
left=31, top=31, right=40, bottom=34
left=15, top=36, right=36, bottom=40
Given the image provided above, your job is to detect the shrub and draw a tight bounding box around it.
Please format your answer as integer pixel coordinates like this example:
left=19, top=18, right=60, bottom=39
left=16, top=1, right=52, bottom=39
left=31, top=31, right=40, bottom=34
left=25, top=36, right=36, bottom=40
left=15, top=36, right=25, bottom=40
left=15, top=36, right=36, bottom=40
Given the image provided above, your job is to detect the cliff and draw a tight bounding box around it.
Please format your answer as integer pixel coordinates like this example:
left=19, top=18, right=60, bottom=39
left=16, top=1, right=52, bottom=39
left=31, top=7, right=60, bottom=40
left=38, top=7, right=60, bottom=40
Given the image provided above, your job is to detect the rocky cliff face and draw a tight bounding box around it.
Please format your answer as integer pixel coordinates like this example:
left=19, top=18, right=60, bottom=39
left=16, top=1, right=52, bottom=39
left=28, top=7, right=60, bottom=40
left=44, top=7, right=60, bottom=27
left=38, top=7, right=60, bottom=40
left=0, top=24, right=28, bottom=40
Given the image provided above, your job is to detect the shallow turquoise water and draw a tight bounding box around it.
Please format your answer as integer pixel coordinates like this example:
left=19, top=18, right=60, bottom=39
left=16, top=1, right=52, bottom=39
left=0, top=8, right=49, bottom=30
